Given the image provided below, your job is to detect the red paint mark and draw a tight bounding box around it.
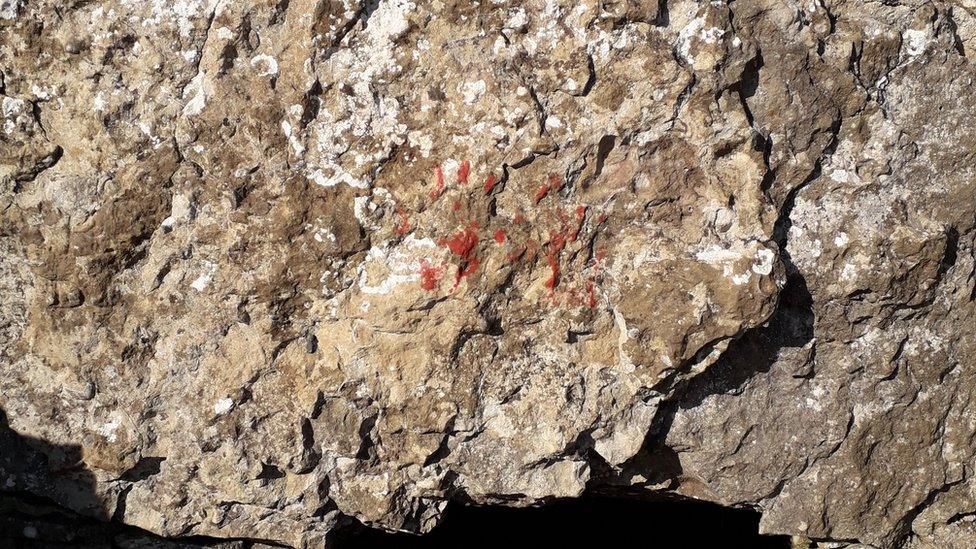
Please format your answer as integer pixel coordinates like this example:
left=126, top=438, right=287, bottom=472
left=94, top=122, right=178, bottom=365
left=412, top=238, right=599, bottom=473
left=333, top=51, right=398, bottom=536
left=419, top=260, right=443, bottom=291
left=569, top=205, right=586, bottom=242
left=394, top=207, right=411, bottom=236
left=482, top=173, right=499, bottom=195
left=440, top=222, right=480, bottom=257
left=533, top=183, right=550, bottom=204
left=494, top=229, right=506, bottom=244
left=533, top=173, right=564, bottom=204
left=544, top=229, right=569, bottom=291
left=584, top=250, right=605, bottom=308
left=439, top=221, right=481, bottom=287
left=456, top=256, right=481, bottom=280
left=452, top=200, right=462, bottom=211
left=457, top=160, right=470, bottom=184
left=429, top=165, right=445, bottom=200
left=549, top=173, right=564, bottom=192
left=544, top=253, right=560, bottom=290
left=557, top=208, right=570, bottom=224
left=597, top=213, right=608, bottom=223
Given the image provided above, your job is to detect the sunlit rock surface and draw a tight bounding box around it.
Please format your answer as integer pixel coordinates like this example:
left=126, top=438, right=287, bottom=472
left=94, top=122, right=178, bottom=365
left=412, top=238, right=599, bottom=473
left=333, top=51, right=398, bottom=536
left=1, top=0, right=974, bottom=547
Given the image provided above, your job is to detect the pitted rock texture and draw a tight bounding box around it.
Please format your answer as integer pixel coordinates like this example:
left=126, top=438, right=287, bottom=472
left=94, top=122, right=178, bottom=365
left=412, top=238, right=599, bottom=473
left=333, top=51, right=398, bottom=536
left=1, top=0, right=974, bottom=547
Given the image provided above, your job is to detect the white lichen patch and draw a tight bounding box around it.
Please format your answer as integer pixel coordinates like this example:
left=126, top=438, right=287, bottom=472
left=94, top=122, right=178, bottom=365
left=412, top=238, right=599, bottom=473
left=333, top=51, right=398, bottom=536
left=213, top=397, right=234, bottom=415
left=303, top=0, right=415, bottom=189
left=902, top=28, right=929, bottom=57
left=250, top=54, right=279, bottom=77
left=120, top=0, right=209, bottom=38
left=461, top=79, right=487, bottom=105
left=752, top=247, right=776, bottom=275
left=96, top=414, right=123, bottom=443
left=191, top=260, right=217, bottom=292
left=356, top=236, right=438, bottom=295
left=0, top=0, right=21, bottom=19
left=695, top=241, right=776, bottom=285
left=182, top=72, right=209, bottom=117
left=313, top=227, right=336, bottom=244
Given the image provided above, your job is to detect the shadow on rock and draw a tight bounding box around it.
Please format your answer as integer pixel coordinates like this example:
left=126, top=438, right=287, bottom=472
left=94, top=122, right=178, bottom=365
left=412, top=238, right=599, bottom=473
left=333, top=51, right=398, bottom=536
left=332, top=495, right=790, bottom=548
left=617, top=271, right=816, bottom=492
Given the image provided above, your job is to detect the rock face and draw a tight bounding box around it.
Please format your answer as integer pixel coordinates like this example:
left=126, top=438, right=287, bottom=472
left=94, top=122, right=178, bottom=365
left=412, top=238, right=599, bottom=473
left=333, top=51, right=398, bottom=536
left=1, top=0, right=974, bottom=547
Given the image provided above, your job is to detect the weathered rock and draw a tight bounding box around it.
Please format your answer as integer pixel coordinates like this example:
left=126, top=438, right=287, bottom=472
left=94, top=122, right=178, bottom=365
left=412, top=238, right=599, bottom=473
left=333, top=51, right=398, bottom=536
left=0, top=0, right=973, bottom=547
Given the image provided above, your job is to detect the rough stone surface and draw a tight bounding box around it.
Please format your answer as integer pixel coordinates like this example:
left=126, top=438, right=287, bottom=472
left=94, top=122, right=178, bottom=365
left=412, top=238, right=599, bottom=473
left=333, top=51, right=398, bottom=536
left=1, top=0, right=974, bottom=547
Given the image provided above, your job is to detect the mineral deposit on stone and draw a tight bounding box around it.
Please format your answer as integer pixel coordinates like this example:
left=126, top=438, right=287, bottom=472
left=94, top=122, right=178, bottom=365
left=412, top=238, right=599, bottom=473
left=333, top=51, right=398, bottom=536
left=1, top=0, right=974, bottom=547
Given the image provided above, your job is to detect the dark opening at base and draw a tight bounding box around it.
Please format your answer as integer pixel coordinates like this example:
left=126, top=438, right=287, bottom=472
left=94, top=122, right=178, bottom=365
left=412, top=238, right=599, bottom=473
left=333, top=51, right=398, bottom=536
left=333, top=495, right=791, bottom=548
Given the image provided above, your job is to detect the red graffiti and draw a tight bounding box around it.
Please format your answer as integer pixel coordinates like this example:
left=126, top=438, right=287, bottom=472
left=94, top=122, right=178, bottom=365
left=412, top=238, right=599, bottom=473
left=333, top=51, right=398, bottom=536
left=419, top=259, right=443, bottom=291
left=429, top=165, right=445, bottom=200
left=506, top=244, right=527, bottom=263
left=439, top=221, right=481, bottom=286
left=533, top=183, right=550, bottom=204
left=483, top=173, right=499, bottom=195
left=394, top=207, right=411, bottom=236
left=549, top=173, right=564, bottom=193
left=440, top=222, right=479, bottom=257
left=533, top=173, right=564, bottom=204
left=413, top=158, right=605, bottom=306
left=544, top=254, right=560, bottom=290
left=544, top=229, right=569, bottom=290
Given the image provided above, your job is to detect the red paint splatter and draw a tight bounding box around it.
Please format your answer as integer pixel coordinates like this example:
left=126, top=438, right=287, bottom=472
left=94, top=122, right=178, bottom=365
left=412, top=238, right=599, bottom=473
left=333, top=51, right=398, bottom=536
left=394, top=207, right=411, bottom=236
left=569, top=205, right=586, bottom=242
left=494, top=229, right=506, bottom=244
left=456, top=256, right=481, bottom=280
left=544, top=253, right=560, bottom=290
left=439, top=221, right=481, bottom=286
left=457, top=160, right=470, bottom=184
left=533, top=183, right=550, bottom=204
left=556, top=208, right=570, bottom=224
left=440, top=222, right=480, bottom=257
left=483, top=173, right=499, bottom=195
left=533, top=173, right=564, bottom=204
left=543, top=229, right=569, bottom=291
left=549, top=173, right=564, bottom=192
left=419, top=260, right=443, bottom=291
left=429, top=165, right=445, bottom=200
left=584, top=250, right=605, bottom=308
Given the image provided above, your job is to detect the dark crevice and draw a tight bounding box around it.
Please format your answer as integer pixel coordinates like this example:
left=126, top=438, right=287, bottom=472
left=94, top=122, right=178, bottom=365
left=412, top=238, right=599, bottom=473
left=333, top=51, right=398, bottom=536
left=256, top=462, right=286, bottom=481
left=330, top=495, right=788, bottom=548
left=654, top=0, right=670, bottom=27
left=593, top=134, right=616, bottom=179
left=895, top=479, right=965, bottom=546
left=117, top=456, right=165, bottom=483
left=578, top=54, right=597, bottom=96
